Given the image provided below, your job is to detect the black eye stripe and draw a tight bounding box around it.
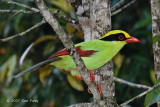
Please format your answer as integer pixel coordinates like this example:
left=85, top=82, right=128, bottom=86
left=100, top=33, right=127, bottom=41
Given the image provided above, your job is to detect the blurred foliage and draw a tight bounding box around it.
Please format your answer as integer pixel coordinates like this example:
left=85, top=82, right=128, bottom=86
left=145, top=78, right=160, bottom=107
left=0, top=0, right=157, bottom=107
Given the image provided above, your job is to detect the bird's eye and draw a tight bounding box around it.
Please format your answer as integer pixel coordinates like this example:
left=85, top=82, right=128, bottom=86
left=118, top=35, right=124, bottom=40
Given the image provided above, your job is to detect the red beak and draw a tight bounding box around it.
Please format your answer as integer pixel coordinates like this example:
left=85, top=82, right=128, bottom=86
left=125, top=36, right=141, bottom=43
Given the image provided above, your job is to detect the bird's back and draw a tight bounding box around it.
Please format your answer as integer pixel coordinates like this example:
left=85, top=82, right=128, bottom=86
left=50, top=40, right=126, bottom=76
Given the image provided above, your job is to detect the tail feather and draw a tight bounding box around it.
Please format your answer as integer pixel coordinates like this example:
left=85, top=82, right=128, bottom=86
left=12, top=57, right=60, bottom=79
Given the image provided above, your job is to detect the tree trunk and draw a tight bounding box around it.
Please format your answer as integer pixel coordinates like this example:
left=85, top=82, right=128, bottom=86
left=75, top=0, right=118, bottom=106
left=150, top=0, right=160, bottom=106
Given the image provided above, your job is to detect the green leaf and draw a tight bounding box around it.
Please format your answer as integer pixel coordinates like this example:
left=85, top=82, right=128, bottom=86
left=150, top=70, right=156, bottom=84
left=67, top=74, right=84, bottom=91
left=6, top=55, right=17, bottom=85
left=0, top=12, right=20, bottom=32
left=0, top=62, right=8, bottom=83
left=133, top=18, right=151, bottom=30
left=145, top=78, right=160, bottom=107
left=51, top=0, right=73, bottom=13
left=113, top=53, right=123, bottom=69
left=66, top=24, right=76, bottom=34
left=43, top=42, right=55, bottom=56
left=152, top=35, right=160, bottom=46
left=39, top=65, right=53, bottom=86
left=0, top=55, right=17, bottom=84
left=7, top=55, right=17, bottom=79
left=1, top=78, right=22, bottom=107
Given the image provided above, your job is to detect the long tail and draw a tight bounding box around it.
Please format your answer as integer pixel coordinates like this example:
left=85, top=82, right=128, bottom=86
left=12, top=57, right=60, bottom=79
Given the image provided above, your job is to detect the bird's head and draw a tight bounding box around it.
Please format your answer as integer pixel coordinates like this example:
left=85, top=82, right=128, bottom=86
left=100, top=30, right=140, bottom=43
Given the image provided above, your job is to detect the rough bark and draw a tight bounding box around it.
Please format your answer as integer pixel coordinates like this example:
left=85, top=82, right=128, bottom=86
left=75, top=0, right=118, bottom=106
left=150, top=0, right=160, bottom=106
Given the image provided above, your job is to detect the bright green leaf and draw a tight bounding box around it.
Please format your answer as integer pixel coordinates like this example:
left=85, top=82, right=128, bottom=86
left=152, top=35, right=160, bottom=46
left=145, top=78, right=160, bottom=107
left=67, top=74, right=84, bottom=91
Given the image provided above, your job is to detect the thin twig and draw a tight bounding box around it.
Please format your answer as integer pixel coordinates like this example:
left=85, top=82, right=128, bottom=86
left=120, top=83, right=160, bottom=106
left=0, top=9, right=77, bottom=24
left=111, top=0, right=125, bottom=12
left=53, top=13, right=78, bottom=24
left=5, top=0, right=39, bottom=12
left=114, top=77, right=151, bottom=90
left=112, top=0, right=136, bottom=16
left=68, top=103, right=92, bottom=107
left=0, top=20, right=46, bottom=42
left=0, top=9, right=39, bottom=14
left=2, top=1, right=79, bottom=24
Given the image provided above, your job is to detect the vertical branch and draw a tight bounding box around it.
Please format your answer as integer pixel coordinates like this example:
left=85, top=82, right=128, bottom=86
left=151, top=0, right=160, bottom=80
left=89, top=0, right=118, bottom=106
left=150, top=0, right=160, bottom=106
left=74, top=0, right=118, bottom=106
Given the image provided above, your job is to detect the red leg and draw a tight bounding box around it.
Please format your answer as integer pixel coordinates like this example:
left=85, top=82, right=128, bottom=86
left=87, top=84, right=102, bottom=95
left=73, top=68, right=84, bottom=80
left=88, top=88, right=92, bottom=94
left=74, top=68, right=95, bottom=83
left=88, top=69, right=95, bottom=83
left=97, top=84, right=102, bottom=95
left=75, top=74, right=84, bottom=80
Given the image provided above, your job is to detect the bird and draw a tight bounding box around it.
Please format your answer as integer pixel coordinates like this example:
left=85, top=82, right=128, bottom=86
left=12, top=30, right=140, bottom=95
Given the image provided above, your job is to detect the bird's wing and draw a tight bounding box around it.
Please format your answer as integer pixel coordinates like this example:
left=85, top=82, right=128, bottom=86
left=52, top=46, right=98, bottom=57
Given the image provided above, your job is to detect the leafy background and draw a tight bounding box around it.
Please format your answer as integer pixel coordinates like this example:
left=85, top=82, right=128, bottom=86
left=0, top=0, right=157, bottom=106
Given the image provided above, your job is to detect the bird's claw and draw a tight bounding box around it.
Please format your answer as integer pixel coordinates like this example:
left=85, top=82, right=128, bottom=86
left=75, top=69, right=102, bottom=95
left=87, top=69, right=95, bottom=83
left=75, top=74, right=84, bottom=80
left=88, top=84, right=102, bottom=95
left=75, top=69, right=95, bottom=83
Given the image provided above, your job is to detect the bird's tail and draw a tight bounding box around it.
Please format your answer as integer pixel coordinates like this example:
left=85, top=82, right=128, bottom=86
left=12, top=57, right=60, bottom=79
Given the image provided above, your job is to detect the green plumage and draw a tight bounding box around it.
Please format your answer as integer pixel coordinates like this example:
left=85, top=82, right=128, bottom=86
left=50, top=40, right=126, bottom=76
left=12, top=30, right=140, bottom=79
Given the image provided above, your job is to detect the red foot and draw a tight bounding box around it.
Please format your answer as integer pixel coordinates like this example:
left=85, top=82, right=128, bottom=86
left=74, top=69, right=95, bottom=83
left=75, top=74, right=84, bottom=80
left=88, top=69, right=95, bottom=83
left=74, top=68, right=102, bottom=95
left=97, top=84, right=102, bottom=95
left=88, top=84, right=102, bottom=95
